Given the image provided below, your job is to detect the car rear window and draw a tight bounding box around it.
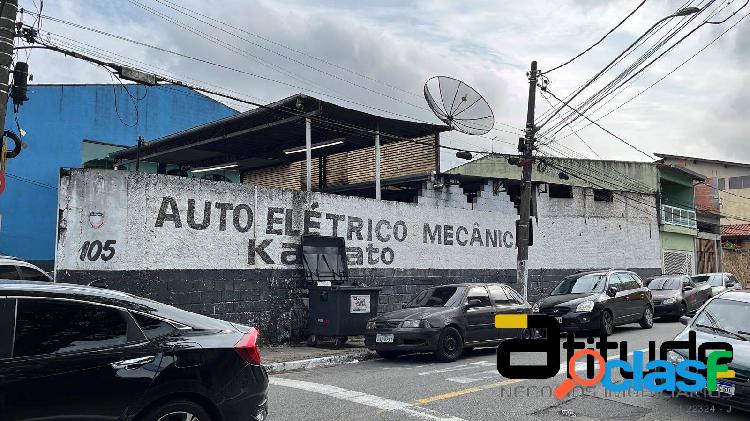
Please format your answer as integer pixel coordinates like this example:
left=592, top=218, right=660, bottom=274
left=132, top=312, right=177, bottom=339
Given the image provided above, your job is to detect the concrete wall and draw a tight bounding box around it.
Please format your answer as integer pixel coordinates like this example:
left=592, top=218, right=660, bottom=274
left=448, top=154, right=659, bottom=193
left=56, top=169, right=662, bottom=343
left=0, top=84, right=237, bottom=268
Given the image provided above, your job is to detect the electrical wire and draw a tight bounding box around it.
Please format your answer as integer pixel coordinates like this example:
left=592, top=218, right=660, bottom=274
left=540, top=0, right=710, bottom=135
left=543, top=0, right=742, bottom=138
left=544, top=0, right=648, bottom=74
left=153, top=0, right=424, bottom=100
left=554, top=8, right=750, bottom=145
left=542, top=87, right=654, bottom=160
left=146, top=0, right=428, bottom=110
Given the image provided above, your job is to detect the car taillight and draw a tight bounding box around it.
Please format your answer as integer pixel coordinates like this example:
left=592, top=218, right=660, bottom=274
left=234, top=326, right=261, bottom=365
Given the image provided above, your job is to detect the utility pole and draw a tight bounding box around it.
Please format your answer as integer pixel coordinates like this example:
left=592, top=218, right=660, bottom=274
left=517, top=61, right=538, bottom=300
left=0, top=0, right=18, bottom=135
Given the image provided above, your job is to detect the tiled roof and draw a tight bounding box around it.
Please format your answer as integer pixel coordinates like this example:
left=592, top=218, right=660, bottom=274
left=721, top=224, right=750, bottom=237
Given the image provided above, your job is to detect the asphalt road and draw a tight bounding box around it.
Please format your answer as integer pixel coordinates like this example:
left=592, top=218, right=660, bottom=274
left=267, top=320, right=748, bottom=421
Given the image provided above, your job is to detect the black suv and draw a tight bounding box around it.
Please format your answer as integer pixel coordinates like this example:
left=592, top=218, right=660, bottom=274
left=532, top=270, right=653, bottom=336
left=0, top=280, right=268, bottom=421
left=364, top=283, right=531, bottom=362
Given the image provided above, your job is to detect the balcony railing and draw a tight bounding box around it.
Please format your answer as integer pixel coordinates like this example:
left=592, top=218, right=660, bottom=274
left=662, top=204, right=697, bottom=229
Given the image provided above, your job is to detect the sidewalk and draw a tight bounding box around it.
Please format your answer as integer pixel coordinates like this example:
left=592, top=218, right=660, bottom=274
left=262, top=336, right=376, bottom=374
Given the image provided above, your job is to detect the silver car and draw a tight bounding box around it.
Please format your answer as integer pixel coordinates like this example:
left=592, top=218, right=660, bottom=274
left=691, top=272, right=741, bottom=297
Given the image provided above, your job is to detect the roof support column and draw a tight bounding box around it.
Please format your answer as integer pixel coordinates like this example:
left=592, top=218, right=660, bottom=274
left=375, top=130, right=381, bottom=200
left=306, top=117, right=312, bottom=191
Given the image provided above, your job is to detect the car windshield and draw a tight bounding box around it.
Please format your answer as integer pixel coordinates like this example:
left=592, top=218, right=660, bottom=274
left=648, top=278, right=681, bottom=290
left=693, top=298, right=750, bottom=339
left=406, top=286, right=465, bottom=308
left=550, top=274, right=606, bottom=296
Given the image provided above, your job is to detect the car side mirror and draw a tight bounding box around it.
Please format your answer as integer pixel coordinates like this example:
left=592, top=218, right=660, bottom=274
left=679, top=316, right=691, bottom=326
left=683, top=285, right=694, bottom=291
left=466, top=298, right=482, bottom=309
left=606, top=286, right=617, bottom=297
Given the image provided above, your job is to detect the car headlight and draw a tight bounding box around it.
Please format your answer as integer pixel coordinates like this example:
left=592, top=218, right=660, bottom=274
left=663, top=297, right=676, bottom=305
left=667, top=350, right=685, bottom=365
left=401, top=319, right=430, bottom=328
left=531, top=302, right=540, bottom=313
left=366, top=321, right=376, bottom=330
left=575, top=300, right=595, bottom=312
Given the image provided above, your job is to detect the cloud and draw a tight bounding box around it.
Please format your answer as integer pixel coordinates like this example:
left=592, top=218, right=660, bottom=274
left=23, top=0, right=750, bottom=167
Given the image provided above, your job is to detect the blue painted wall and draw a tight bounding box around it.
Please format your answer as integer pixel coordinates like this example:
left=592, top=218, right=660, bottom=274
left=0, top=84, right=237, bottom=267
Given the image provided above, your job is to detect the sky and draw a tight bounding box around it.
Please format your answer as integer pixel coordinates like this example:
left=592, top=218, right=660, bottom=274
left=19, top=0, right=750, bottom=170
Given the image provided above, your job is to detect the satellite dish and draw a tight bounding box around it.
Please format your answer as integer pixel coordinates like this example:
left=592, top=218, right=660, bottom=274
left=424, top=76, right=494, bottom=135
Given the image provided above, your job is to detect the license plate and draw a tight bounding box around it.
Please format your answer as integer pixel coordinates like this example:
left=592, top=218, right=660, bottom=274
left=716, top=381, right=735, bottom=396
left=555, top=317, right=563, bottom=324
left=376, top=333, right=394, bottom=343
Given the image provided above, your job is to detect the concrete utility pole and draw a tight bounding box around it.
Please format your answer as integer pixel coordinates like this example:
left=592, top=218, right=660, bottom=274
left=517, top=61, right=538, bottom=300
left=0, top=0, right=18, bottom=135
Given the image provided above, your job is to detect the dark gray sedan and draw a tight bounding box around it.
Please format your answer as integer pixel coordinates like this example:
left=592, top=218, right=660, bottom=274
left=648, top=275, right=711, bottom=320
left=364, top=283, right=531, bottom=362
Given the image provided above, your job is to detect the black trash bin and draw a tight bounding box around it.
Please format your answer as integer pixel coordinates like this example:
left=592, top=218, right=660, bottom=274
left=302, top=235, right=380, bottom=348
left=307, top=286, right=380, bottom=346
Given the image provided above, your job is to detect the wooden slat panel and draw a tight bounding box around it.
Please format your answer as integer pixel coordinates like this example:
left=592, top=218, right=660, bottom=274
left=241, top=138, right=436, bottom=190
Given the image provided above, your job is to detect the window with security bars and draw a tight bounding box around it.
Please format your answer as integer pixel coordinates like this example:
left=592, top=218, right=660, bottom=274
left=663, top=250, right=694, bottom=275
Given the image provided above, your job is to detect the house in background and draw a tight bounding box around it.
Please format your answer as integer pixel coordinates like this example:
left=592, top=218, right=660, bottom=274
left=656, top=153, right=750, bottom=265
left=0, top=84, right=237, bottom=269
left=656, top=164, right=705, bottom=275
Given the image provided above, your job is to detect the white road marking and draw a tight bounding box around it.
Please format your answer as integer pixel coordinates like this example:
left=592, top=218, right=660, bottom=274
left=418, top=361, right=494, bottom=376
left=270, top=377, right=466, bottom=421
left=446, top=369, right=502, bottom=384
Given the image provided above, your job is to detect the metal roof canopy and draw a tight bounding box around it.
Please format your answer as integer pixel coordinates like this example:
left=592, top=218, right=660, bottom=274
left=111, top=93, right=447, bottom=172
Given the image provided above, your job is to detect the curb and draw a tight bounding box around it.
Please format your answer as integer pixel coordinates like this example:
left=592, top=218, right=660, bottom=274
left=265, top=349, right=375, bottom=374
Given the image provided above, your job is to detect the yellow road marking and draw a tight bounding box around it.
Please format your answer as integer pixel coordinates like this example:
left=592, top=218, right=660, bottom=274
left=415, top=378, right=526, bottom=404
left=415, top=387, right=483, bottom=404
left=494, top=314, right=527, bottom=328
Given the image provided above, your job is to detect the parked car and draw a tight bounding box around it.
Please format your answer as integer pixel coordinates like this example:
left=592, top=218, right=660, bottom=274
left=691, top=272, right=741, bottom=296
left=0, top=280, right=268, bottom=421
left=532, top=269, right=653, bottom=336
left=364, top=283, right=531, bottom=362
left=0, top=256, right=53, bottom=282
left=670, top=290, right=750, bottom=412
left=648, top=275, right=711, bottom=320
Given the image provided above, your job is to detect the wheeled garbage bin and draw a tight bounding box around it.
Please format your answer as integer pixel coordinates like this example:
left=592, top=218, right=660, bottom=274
left=307, top=286, right=381, bottom=347
left=301, top=235, right=380, bottom=348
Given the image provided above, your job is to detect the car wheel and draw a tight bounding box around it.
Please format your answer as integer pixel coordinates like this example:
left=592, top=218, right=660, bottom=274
left=435, top=326, right=463, bottom=362
left=639, top=306, right=654, bottom=329
left=599, top=311, right=614, bottom=336
left=140, top=399, right=211, bottom=421
left=376, top=350, right=401, bottom=359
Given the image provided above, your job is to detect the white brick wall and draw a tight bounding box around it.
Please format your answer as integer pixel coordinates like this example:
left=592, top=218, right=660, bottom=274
left=56, top=170, right=662, bottom=273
